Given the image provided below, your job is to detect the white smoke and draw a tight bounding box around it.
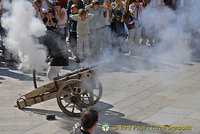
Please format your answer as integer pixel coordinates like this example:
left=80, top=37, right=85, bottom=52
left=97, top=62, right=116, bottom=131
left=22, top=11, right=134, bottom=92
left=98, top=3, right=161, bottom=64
left=140, top=1, right=200, bottom=63
left=2, top=0, right=47, bottom=71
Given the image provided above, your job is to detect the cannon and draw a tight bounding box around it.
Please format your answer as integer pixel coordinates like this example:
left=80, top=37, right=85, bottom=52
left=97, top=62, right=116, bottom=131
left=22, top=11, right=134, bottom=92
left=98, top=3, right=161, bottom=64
left=16, top=61, right=108, bottom=117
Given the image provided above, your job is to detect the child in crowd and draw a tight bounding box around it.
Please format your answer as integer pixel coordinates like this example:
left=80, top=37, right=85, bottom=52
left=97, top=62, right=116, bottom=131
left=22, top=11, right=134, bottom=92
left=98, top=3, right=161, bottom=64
left=43, top=8, right=57, bottom=31
left=70, top=9, right=94, bottom=61
left=68, top=4, right=79, bottom=57
left=110, top=10, right=128, bottom=53
left=54, top=1, right=67, bottom=38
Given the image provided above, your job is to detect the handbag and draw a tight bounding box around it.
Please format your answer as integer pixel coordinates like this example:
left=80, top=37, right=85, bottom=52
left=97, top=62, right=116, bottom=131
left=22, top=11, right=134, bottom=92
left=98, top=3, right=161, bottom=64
left=127, top=21, right=135, bottom=29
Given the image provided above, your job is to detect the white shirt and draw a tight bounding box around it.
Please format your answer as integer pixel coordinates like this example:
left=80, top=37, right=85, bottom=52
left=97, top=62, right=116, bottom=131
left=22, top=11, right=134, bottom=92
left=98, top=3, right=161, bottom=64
left=70, top=13, right=94, bottom=34
left=57, top=8, right=68, bottom=28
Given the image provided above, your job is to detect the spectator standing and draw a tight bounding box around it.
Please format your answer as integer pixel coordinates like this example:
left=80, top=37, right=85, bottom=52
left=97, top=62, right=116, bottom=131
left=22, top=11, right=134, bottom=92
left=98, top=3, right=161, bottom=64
left=86, top=0, right=107, bottom=58
left=140, top=0, right=154, bottom=46
left=68, top=4, right=78, bottom=56
left=70, top=9, right=94, bottom=61
left=110, top=10, right=128, bottom=53
left=67, top=0, right=85, bottom=17
left=43, top=8, right=57, bottom=31
left=33, top=0, right=46, bottom=20
left=54, top=1, right=68, bottom=37
left=127, top=0, right=142, bottom=55
left=102, top=0, right=113, bottom=50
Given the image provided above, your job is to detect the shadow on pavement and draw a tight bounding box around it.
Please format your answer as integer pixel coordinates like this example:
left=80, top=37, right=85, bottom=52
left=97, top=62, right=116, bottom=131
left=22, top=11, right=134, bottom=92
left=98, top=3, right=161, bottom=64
left=21, top=101, right=150, bottom=134
left=93, top=101, right=150, bottom=134
left=0, top=67, right=43, bottom=81
left=21, top=107, right=80, bottom=132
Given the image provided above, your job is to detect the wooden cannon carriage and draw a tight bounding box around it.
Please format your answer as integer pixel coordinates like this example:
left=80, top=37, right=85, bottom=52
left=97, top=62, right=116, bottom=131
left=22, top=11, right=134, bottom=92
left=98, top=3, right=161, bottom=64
left=16, top=62, right=108, bottom=117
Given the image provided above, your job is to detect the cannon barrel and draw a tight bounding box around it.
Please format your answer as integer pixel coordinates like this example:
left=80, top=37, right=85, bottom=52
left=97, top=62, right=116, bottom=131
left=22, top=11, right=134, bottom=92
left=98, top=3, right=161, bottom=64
left=54, top=60, right=110, bottom=81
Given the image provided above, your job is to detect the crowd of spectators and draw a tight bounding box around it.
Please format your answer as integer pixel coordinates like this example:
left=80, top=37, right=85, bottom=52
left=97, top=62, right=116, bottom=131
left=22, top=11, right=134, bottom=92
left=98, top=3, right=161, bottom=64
left=31, top=0, right=183, bottom=61
left=0, top=0, right=199, bottom=79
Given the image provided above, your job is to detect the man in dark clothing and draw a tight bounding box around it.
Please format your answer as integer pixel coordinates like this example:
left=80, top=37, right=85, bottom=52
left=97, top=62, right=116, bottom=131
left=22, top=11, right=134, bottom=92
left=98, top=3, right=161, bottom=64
left=111, top=10, right=128, bottom=52
left=41, top=30, right=69, bottom=80
left=68, top=4, right=78, bottom=54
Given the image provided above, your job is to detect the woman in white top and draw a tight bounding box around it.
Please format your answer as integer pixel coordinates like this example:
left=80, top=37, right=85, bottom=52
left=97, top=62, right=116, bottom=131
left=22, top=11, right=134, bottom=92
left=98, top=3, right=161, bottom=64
left=54, top=2, right=68, bottom=37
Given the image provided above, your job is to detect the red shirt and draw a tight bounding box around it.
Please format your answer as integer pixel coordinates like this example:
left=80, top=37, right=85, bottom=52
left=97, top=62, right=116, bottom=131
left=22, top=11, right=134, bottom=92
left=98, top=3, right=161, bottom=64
left=60, top=0, right=68, bottom=8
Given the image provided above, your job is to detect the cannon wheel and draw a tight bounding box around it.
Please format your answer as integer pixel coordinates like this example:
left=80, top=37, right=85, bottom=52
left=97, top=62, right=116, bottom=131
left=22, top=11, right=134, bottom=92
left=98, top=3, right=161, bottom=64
left=57, top=79, right=94, bottom=117
left=80, top=73, right=103, bottom=105
left=90, top=78, right=103, bottom=104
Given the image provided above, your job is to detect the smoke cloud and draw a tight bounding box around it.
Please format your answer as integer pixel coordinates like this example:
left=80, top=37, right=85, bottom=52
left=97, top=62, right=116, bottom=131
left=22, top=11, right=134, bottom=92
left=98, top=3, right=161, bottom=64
left=140, top=1, right=200, bottom=63
left=2, top=0, right=47, bottom=71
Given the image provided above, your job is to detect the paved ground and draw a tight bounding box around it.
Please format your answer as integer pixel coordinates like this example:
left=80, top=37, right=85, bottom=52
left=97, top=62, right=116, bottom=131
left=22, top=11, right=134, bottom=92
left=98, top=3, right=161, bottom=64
left=1, top=53, right=200, bottom=134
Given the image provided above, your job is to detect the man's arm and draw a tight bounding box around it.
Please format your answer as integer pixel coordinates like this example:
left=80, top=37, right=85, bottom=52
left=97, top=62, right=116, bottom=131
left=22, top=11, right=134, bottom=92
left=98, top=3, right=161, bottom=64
left=67, top=1, right=73, bottom=17
left=108, top=7, right=112, bottom=18
left=129, top=5, right=136, bottom=17
left=109, top=16, right=114, bottom=22
left=50, top=18, right=57, bottom=27
left=85, top=3, right=92, bottom=10
left=70, top=14, right=79, bottom=21
left=40, top=8, right=45, bottom=20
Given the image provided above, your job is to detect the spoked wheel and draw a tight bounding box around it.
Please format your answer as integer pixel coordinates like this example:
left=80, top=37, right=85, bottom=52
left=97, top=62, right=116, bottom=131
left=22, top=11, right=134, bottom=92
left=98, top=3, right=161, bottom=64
left=81, top=76, right=103, bottom=105
left=57, top=79, right=94, bottom=117
left=89, top=78, right=103, bottom=104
